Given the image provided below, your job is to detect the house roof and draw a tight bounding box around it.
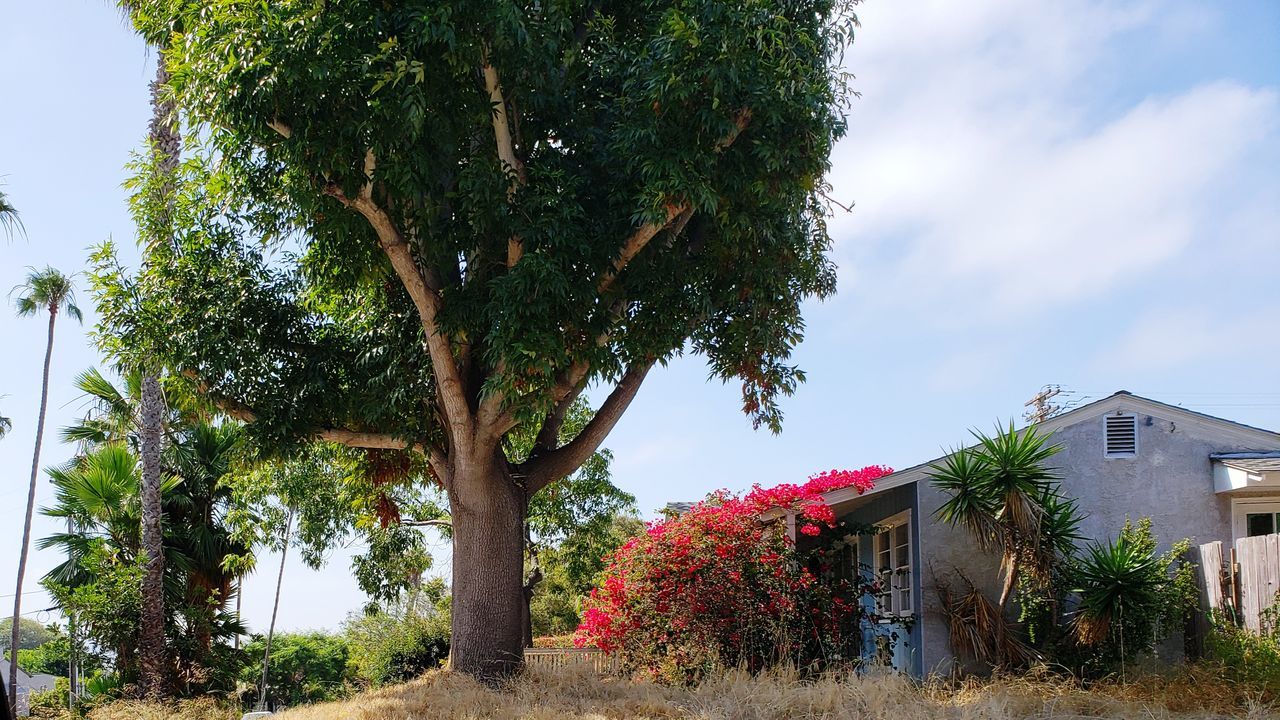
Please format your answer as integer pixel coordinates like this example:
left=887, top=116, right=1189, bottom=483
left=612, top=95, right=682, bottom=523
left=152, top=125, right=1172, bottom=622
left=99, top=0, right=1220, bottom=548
left=822, top=391, right=1280, bottom=509
left=1211, top=451, right=1280, bottom=473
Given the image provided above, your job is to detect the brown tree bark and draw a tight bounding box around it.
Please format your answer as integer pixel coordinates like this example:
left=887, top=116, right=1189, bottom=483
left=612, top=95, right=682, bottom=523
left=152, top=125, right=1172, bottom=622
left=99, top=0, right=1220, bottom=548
left=137, top=56, right=180, bottom=700
left=7, top=308, right=56, bottom=717
left=446, top=457, right=527, bottom=680
left=137, top=374, right=168, bottom=696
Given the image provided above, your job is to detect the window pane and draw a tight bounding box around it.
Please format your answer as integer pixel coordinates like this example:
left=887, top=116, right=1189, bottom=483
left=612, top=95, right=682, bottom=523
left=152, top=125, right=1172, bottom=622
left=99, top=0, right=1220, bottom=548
left=1246, top=512, right=1275, bottom=537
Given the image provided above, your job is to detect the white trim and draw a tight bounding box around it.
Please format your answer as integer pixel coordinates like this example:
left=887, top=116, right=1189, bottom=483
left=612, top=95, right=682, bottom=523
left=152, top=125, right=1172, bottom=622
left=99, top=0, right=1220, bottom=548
left=1231, top=497, right=1280, bottom=543
left=872, top=510, right=913, bottom=619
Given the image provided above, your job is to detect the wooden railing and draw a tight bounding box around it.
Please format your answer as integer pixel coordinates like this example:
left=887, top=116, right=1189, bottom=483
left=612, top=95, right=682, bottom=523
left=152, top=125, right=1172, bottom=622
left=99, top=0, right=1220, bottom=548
left=523, top=647, right=618, bottom=673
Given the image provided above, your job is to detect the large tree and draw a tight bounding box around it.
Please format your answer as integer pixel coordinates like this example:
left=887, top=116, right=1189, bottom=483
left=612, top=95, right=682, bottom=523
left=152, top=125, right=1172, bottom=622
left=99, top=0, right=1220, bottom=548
left=8, top=267, right=81, bottom=714
left=105, top=0, right=856, bottom=678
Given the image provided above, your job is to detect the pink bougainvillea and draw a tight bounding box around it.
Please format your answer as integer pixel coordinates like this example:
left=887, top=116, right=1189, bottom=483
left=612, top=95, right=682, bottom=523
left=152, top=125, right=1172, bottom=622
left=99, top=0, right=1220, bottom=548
left=574, top=465, right=891, bottom=681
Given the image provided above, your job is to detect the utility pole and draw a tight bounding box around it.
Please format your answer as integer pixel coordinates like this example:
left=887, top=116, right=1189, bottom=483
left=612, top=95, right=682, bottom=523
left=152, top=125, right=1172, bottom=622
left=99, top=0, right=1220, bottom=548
left=1024, top=385, right=1063, bottom=424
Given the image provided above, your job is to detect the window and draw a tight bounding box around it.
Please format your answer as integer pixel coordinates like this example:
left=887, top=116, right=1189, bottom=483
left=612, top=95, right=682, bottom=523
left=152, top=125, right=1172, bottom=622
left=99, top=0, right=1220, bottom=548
left=1104, top=414, right=1138, bottom=457
left=1232, top=500, right=1280, bottom=541
left=873, top=511, right=913, bottom=618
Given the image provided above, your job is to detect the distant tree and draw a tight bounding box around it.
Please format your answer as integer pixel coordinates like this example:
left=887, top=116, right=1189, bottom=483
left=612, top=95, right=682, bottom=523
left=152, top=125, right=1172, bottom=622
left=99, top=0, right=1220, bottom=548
left=0, top=188, right=22, bottom=239
left=107, top=0, right=856, bottom=678
left=0, top=619, right=56, bottom=655
left=9, top=266, right=81, bottom=714
left=239, top=632, right=352, bottom=709
left=0, top=410, right=11, bottom=440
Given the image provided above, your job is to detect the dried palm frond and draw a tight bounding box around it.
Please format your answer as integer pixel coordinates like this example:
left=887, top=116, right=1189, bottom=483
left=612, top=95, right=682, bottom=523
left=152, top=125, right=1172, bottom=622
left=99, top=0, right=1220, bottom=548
left=936, top=572, right=1036, bottom=668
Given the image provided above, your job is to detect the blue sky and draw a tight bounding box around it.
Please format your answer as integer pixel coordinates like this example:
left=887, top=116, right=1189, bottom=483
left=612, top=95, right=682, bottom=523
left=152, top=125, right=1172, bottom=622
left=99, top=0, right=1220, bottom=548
left=2, top=1, right=1278, bottom=634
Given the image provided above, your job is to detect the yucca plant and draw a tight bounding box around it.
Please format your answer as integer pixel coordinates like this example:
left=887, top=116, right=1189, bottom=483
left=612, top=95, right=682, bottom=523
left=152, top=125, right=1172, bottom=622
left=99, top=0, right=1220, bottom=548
left=931, top=421, right=1077, bottom=613
left=1073, top=522, right=1164, bottom=648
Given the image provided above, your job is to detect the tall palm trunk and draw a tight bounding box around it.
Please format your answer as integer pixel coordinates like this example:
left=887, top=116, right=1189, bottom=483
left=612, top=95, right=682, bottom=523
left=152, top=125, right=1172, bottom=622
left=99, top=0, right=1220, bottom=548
left=137, top=59, right=180, bottom=698
left=8, top=306, right=57, bottom=716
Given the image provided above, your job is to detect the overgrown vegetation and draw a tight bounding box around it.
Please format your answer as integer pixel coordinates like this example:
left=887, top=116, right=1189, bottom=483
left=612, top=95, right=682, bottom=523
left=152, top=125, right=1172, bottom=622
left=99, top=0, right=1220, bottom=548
left=929, top=424, right=1200, bottom=676
left=1206, top=593, right=1280, bottom=699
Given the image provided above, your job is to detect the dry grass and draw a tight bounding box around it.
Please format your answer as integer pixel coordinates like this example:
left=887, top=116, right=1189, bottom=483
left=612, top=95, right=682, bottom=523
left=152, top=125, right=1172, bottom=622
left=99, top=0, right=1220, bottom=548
left=268, top=664, right=1278, bottom=720
left=85, top=697, right=239, bottom=720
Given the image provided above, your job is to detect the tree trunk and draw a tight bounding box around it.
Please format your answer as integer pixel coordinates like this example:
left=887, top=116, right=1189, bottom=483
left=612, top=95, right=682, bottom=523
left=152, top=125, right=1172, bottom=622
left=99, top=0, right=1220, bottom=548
left=447, top=458, right=527, bottom=680
left=8, top=309, right=56, bottom=717
left=257, top=509, right=292, bottom=712
left=521, top=567, right=542, bottom=650
left=997, top=551, right=1020, bottom=613
left=137, top=374, right=168, bottom=696
left=137, top=52, right=181, bottom=701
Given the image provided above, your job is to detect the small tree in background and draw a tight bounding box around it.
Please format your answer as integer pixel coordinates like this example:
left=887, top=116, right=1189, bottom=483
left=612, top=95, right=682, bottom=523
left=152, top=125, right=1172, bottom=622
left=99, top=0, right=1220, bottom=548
left=576, top=467, right=888, bottom=682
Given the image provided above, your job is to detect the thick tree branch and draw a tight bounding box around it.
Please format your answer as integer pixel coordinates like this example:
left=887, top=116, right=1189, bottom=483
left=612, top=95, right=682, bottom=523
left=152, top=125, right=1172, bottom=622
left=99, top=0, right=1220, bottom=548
left=483, top=52, right=527, bottom=268
left=180, top=371, right=446, bottom=472
left=519, top=360, right=654, bottom=496
left=532, top=377, right=586, bottom=455
left=323, top=176, right=473, bottom=443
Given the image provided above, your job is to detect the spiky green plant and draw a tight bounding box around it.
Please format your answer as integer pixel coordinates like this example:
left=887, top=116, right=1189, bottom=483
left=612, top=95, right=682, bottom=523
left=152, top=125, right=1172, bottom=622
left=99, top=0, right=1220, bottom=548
left=930, top=421, right=1078, bottom=612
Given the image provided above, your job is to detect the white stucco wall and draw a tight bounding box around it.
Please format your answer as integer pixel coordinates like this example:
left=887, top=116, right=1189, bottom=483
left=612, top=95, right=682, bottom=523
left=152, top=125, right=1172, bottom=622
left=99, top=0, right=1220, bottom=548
left=915, top=396, right=1280, bottom=676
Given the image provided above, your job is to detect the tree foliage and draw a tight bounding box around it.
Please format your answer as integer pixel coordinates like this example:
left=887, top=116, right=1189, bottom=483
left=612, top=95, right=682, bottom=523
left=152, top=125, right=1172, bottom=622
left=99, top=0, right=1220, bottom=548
left=104, top=0, right=858, bottom=675
left=0, top=619, right=55, bottom=654
left=238, top=632, right=353, bottom=709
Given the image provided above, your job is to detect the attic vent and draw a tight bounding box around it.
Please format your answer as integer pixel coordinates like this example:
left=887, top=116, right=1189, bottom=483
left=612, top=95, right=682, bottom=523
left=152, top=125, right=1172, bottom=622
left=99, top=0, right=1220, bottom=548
left=1105, top=414, right=1138, bottom=457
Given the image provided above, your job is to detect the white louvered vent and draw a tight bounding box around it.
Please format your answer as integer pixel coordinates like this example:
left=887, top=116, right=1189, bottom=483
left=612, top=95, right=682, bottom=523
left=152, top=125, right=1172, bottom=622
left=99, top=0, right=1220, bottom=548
left=1105, top=414, right=1138, bottom=457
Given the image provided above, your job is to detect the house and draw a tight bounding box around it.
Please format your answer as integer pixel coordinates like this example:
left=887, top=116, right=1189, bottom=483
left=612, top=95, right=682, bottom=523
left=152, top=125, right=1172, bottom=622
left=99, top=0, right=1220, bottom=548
left=801, top=391, right=1280, bottom=677
left=0, top=659, right=58, bottom=717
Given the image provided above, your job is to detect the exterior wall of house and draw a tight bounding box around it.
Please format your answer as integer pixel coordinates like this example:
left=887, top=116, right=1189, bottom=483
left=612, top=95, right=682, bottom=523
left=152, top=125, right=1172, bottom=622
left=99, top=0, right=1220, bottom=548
left=916, top=400, right=1280, bottom=676
left=829, top=484, right=923, bottom=677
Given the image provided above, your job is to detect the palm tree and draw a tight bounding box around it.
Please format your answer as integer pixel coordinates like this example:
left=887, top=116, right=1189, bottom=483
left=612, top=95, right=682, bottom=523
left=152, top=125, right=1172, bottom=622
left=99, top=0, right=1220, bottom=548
left=0, top=188, right=23, bottom=240
left=57, top=370, right=248, bottom=662
left=8, top=267, right=81, bottom=715
left=134, top=34, right=184, bottom=702
left=0, top=411, right=11, bottom=440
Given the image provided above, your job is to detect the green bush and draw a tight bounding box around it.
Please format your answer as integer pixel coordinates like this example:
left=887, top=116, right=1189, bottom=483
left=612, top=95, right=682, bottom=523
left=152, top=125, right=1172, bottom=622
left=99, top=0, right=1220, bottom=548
left=27, top=677, right=71, bottom=719
left=1205, top=594, right=1280, bottom=698
left=238, top=632, right=353, bottom=709
left=344, top=591, right=451, bottom=686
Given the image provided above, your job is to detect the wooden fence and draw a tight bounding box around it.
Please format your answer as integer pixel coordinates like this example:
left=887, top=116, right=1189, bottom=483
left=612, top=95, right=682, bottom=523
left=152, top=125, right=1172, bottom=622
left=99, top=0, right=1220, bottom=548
left=523, top=647, right=618, bottom=674
left=1193, top=533, right=1280, bottom=637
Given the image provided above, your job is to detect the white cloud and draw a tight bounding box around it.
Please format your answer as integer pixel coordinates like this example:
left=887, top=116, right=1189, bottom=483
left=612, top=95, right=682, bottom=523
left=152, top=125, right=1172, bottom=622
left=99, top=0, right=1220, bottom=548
left=1094, top=305, right=1280, bottom=373
left=827, top=1, right=1280, bottom=324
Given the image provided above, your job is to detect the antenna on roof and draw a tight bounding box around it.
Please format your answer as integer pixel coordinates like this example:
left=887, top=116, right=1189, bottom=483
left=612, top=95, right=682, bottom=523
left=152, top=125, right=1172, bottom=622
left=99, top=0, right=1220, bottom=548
left=1024, top=385, right=1064, bottom=424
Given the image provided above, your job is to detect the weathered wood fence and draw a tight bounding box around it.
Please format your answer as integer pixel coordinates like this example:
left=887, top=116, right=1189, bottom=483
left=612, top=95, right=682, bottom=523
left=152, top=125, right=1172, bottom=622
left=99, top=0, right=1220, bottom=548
left=1193, top=533, right=1280, bottom=638
left=523, top=647, right=618, bottom=673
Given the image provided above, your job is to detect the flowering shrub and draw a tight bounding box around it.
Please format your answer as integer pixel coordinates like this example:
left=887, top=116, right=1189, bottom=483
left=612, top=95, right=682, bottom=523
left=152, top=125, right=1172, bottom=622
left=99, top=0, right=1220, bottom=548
left=575, top=466, right=890, bottom=682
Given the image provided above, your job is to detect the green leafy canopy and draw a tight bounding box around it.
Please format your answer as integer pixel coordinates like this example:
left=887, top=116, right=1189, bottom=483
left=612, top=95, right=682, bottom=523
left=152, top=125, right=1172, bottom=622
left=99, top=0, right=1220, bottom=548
left=100, top=0, right=857, bottom=473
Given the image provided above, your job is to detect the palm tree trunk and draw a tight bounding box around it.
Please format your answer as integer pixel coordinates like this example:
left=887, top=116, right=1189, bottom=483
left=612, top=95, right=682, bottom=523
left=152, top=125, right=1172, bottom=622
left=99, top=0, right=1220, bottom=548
left=138, top=374, right=167, bottom=696
left=137, top=56, right=181, bottom=699
left=257, top=509, right=292, bottom=711
left=8, top=308, right=56, bottom=716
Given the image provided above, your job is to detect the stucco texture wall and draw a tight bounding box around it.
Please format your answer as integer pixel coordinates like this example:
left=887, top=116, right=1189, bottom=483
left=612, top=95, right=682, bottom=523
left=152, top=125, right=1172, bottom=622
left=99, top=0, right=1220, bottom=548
left=917, top=402, right=1280, bottom=676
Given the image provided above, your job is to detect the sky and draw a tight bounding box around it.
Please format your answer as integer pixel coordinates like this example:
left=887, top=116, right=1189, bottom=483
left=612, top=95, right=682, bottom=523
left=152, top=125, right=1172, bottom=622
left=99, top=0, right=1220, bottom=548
left=1, top=0, right=1278, bottom=635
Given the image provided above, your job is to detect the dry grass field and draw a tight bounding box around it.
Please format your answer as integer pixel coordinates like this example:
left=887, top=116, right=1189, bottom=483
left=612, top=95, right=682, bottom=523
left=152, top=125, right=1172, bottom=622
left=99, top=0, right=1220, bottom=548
left=79, top=664, right=1279, bottom=720
left=268, top=665, right=1276, bottom=720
